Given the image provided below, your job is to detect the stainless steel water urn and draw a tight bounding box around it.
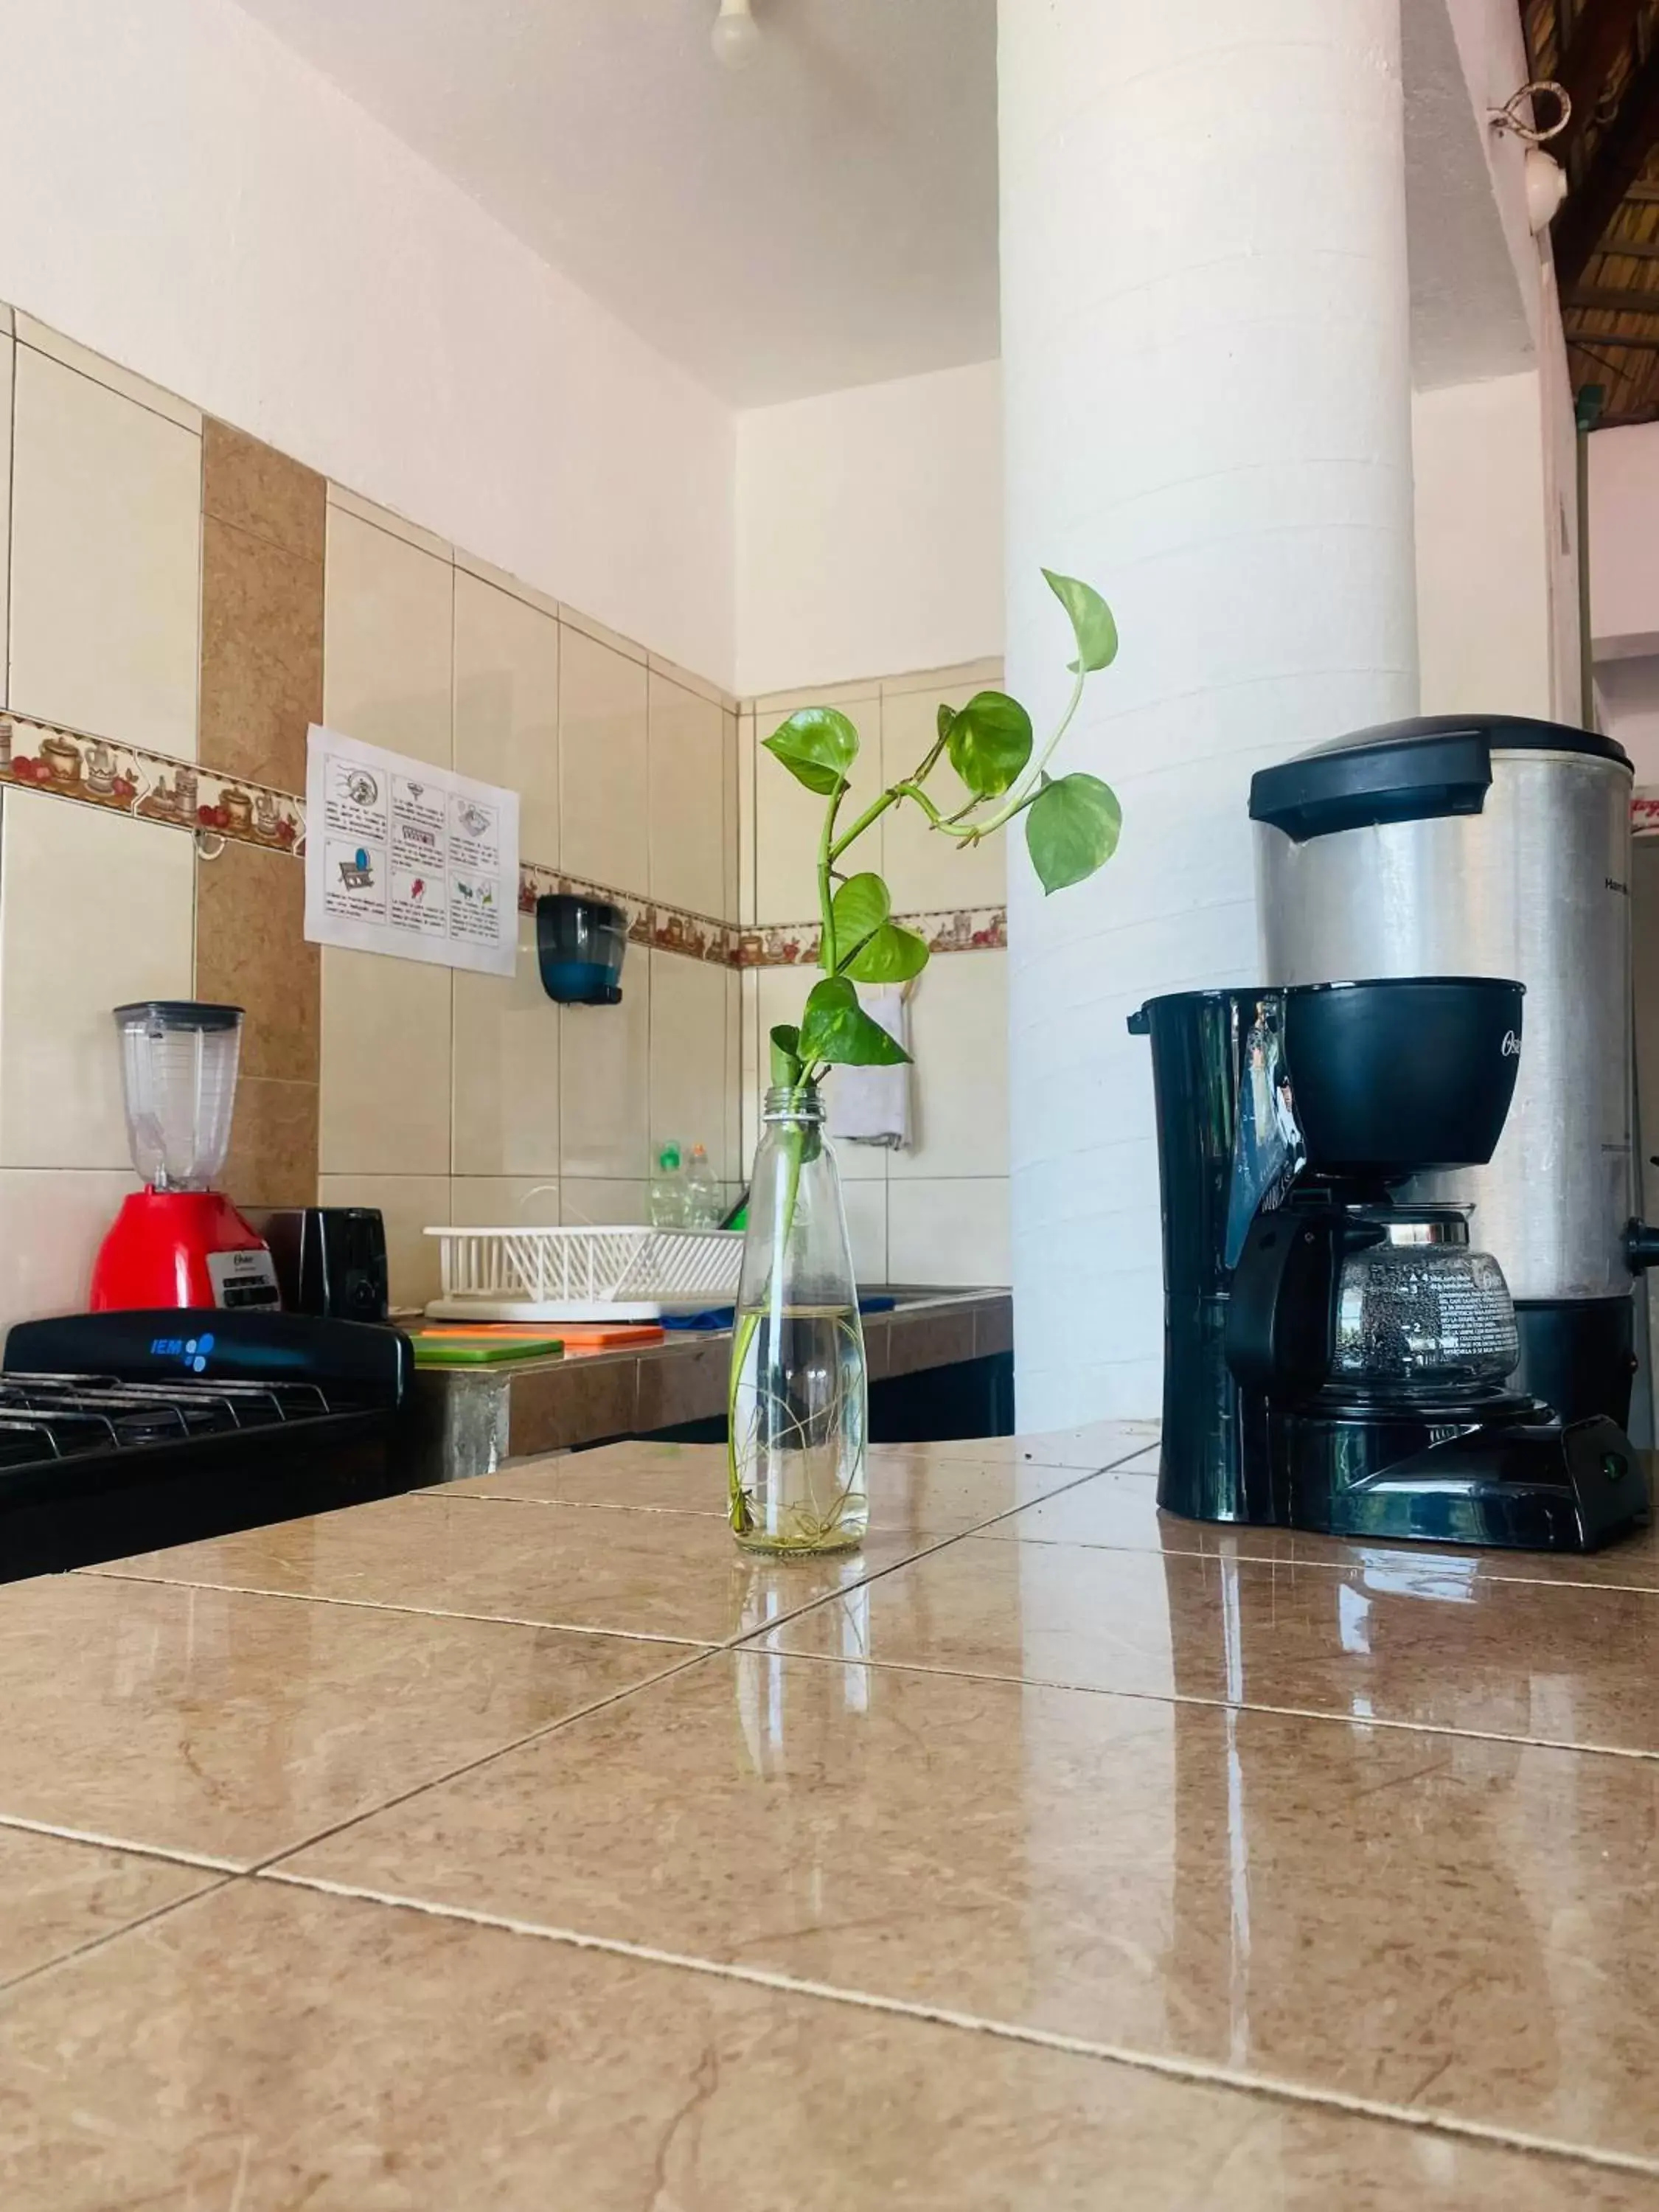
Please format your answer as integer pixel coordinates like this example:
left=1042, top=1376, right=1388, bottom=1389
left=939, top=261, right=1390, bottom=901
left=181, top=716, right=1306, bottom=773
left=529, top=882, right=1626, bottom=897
left=1249, top=714, right=1649, bottom=1423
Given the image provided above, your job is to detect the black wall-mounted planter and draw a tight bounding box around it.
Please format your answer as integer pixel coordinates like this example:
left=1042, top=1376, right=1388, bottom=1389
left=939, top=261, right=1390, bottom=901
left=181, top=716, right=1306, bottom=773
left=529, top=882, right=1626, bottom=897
left=536, top=894, right=627, bottom=1006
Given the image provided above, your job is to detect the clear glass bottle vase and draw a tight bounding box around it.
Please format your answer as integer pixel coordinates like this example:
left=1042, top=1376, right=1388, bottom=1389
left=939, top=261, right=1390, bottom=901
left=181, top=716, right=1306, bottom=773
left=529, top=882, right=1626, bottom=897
left=727, top=1083, right=868, bottom=1554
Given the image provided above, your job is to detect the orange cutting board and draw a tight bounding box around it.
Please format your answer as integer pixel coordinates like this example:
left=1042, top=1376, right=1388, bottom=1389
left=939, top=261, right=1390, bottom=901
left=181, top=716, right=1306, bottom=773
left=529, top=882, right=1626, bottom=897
left=418, top=1323, right=665, bottom=1349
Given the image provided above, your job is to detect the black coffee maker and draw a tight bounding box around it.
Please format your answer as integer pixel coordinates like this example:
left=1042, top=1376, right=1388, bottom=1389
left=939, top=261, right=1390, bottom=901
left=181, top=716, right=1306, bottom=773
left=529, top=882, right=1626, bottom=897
left=1129, top=976, right=1649, bottom=1551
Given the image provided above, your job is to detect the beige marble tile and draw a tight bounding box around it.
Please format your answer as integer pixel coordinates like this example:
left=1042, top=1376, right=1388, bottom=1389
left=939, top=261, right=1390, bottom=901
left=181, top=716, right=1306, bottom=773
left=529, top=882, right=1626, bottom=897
left=751, top=679, right=881, bottom=718
left=1, top=1879, right=1625, bottom=2212
left=195, top=838, right=319, bottom=1084
left=198, top=514, right=324, bottom=792
left=723, top=704, right=742, bottom=923
left=287, top=1649, right=1659, bottom=2166
left=323, top=506, right=453, bottom=769
left=316, top=1172, right=450, bottom=1310
left=754, top=694, right=885, bottom=925
left=647, top=647, right=733, bottom=710
left=0, top=791, right=195, bottom=1169
left=891, top=951, right=1008, bottom=1180
left=455, top=1439, right=1106, bottom=1538
left=558, top=1175, right=650, bottom=1227
left=203, top=420, right=326, bottom=563
left=559, top=971, right=649, bottom=1181
left=108, top=1488, right=919, bottom=1649
left=841, top=1176, right=889, bottom=1282
left=887, top=1175, right=1010, bottom=1287
left=765, top=1520, right=1659, bottom=1755
left=0, top=1569, right=679, bottom=1865
left=453, top=568, right=560, bottom=862
left=325, top=480, right=451, bottom=563
left=0, top=1826, right=212, bottom=1988
left=558, top=599, right=647, bottom=665
left=9, top=346, right=202, bottom=757
left=14, top=315, right=200, bottom=431
left=452, top=915, right=561, bottom=1178
left=559, top=625, right=648, bottom=891
left=648, top=670, right=726, bottom=917
left=0, top=1166, right=138, bottom=1326
left=880, top=655, right=1006, bottom=700
left=453, top=546, right=560, bottom=622
left=0, top=334, right=11, bottom=705
left=319, top=946, right=452, bottom=1176
left=649, top=948, right=731, bottom=1180
left=880, top=682, right=1007, bottom=914
left=448, top=1175, right=561, bottom=1228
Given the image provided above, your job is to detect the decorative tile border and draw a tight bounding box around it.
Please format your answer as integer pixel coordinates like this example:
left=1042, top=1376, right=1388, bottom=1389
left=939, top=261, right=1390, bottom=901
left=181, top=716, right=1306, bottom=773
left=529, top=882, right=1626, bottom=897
left=0, top=712, right=304, bottom=851
left=0, top=711, right=1008, bottom=965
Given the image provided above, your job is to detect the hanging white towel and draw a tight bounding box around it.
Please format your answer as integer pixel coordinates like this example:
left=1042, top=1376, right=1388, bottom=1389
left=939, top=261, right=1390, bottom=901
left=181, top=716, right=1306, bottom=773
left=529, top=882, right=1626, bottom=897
left=827, top=983, right=912, bottom=1148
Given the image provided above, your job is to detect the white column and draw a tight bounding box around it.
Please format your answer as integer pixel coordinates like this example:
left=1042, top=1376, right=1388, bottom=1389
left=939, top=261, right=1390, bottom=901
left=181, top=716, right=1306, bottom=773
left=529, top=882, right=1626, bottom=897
left=1001, top=0, right=1419, bottom=1429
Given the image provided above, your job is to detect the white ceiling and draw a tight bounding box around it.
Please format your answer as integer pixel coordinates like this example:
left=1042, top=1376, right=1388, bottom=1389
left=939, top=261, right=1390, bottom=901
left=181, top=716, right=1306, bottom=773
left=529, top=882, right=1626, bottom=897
left=234, top=0, right=1001, bottom=407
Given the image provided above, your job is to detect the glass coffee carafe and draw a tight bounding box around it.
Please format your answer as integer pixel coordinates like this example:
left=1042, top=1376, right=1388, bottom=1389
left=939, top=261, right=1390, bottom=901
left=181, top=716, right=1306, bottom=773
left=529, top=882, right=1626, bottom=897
left=1332, top=1206, right=1520, bottom=1393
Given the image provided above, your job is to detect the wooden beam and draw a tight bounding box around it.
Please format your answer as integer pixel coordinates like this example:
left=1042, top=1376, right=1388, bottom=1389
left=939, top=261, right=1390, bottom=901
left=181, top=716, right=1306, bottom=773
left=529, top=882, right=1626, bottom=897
left=1554, top=37, right=1659, bottom=288
left=1554, top=0, right=1642, bottom=166
left=1565, top=325, right=1659, bottom=347
left=1568, top=282, right=1659, bottom=310
left=1593, top=232, right=1659, bottom=259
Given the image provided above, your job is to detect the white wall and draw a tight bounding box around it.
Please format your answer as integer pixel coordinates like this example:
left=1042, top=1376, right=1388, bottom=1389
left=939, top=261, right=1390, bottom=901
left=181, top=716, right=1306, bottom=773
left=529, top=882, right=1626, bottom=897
left=1590, top=422, right=1659, bottom=659
left=734, top=361, right=1003, bottom=697
left=0, top=0, right=735, bottom=687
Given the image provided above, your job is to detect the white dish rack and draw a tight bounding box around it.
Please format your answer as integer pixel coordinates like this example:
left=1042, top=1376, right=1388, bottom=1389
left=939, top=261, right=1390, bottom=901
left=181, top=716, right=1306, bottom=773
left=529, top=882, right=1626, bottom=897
left=424, top=1223, right=745, bottom=1323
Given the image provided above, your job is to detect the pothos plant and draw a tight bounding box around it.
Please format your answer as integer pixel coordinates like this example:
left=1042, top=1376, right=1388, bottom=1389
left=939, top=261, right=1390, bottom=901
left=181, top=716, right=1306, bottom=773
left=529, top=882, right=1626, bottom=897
left=727, top=569, right=1123, bottom=1543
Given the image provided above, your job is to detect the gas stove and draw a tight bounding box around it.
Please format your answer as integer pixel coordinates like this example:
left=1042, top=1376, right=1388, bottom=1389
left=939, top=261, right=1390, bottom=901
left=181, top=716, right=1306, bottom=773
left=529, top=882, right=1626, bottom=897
left=0, top=1309, right=414, bottom=1581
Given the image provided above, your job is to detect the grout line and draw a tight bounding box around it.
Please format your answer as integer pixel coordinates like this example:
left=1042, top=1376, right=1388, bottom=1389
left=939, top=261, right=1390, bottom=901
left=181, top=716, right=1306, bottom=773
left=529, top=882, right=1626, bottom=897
left=79, top=1566, right=720, bottom=1651
left=751, top=1643, right=1659, bottom=1765
left=246, top=1644, right=722, bottom=1877
left=0, top=1874, right=237, bottom=2006
left=253, top=1867, right=1659, bottom=2182
left=0, top=1809, right=243, bottom=1874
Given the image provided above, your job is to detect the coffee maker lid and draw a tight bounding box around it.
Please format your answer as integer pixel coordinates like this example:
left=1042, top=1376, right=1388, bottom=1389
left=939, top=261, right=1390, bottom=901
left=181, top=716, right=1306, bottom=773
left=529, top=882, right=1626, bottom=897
left=1250, top=714, right=1630, bottom=844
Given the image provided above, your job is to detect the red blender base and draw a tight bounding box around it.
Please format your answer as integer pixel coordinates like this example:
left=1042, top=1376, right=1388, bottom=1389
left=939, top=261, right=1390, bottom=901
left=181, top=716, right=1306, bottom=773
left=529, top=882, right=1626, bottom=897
left=91, top=1189, right=281, bottom=1312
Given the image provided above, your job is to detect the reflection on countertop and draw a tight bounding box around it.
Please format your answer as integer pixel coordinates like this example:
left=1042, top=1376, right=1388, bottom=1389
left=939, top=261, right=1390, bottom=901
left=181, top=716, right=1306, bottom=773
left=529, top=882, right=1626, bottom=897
left=1, top=1422, right=1657, bottom=2207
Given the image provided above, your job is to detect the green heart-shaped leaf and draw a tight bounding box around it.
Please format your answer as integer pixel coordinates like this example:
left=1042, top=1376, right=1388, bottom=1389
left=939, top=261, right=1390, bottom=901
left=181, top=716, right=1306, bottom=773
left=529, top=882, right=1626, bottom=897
left=762, top=706, right=860, bottom=797
left=769, top=1023, right=803, bottom=1086
left=1043, top=570, right=1119, bottom=675
left=1026, top=771, right=1122, bottom=895
left=936, top=702, right=957, bottom=744
left=847, top=920, right=930, bottom=984
left=828, top=872, right=891, bottom=969
left=799, top=975, right=911, bottom=1067
left=946, top=689, right=1033, bottom=799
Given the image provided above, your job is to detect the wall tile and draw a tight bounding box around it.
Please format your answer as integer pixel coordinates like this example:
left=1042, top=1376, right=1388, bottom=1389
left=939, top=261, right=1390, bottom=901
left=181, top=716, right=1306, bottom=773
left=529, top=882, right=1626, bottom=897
left=326, top=483, right=451, bottom=563
left=453, top=549, right=559, bottom=622
left=751, top=680, right=882, bottom=717
left=561, top=1178, right=649, bottom=1226
left=648, top=950, right=729, bottom=1180
left=198, top=516, right=324, bottom=795
left=203, top=421, right=324, bottom=563
left=881, top=684, right=1006, bottom=914
left=888, top=1177, right=1011, bottom=1288
left=221, top=1077, right=318, bottom=1211
left=0, top=335, right=11, bottom=708
left=739, top=967, right=760, bottom=1169
left=755, top=693, right=885, bottom=924
left=449, top=1176, right=560, bottom=1227
left=841, top=1178, right=888, bottom=1286
left=0, top=792, right=195, bottom=1169
left=735, top=709, right=755, bottom=925
left=559, top=625, right=648, bottom=890
left=9, top=348, right=202, bottom=758
left=891, top=951, right=1008, bottom=1180
left=453, top=571, right=560, bottom=862
left=880, top=656, right=1004, bottom=700
left=751, top=966, right=885, bottom=1183
left=14, top=317, right=199, bottom=431
left=0, top=1166, right=139, bottom=1326
left=323, top=508, right=453, bottom=769
left=194, top=841, right=318, bottom=1084
left=559, top=968, right=649, bottom=1182
left=647, top=673, right=725, bottom=918
left=647, top=649, right=731, bottom=710
left=725, top=967, right=744, bottom=1189
left=560, top=603, right=647, bottom=666
left=451, top=916, right=560, bottom=1178
left=316, top=1173, right=450, bottom=1312
left=319, top=947, right=452, bottom=1177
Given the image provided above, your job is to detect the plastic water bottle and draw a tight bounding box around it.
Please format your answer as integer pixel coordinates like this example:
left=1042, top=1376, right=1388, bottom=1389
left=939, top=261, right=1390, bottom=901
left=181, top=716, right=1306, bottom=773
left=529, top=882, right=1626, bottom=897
left=685, top=1142, right=722, bottom=1230
left=650, top=1142, right=686, bottom=1230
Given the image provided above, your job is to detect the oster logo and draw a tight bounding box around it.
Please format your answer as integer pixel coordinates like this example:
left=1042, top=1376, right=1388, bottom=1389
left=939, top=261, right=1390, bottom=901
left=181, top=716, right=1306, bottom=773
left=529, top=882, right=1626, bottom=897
left=1500, top=1031, right=1521, bottom=1059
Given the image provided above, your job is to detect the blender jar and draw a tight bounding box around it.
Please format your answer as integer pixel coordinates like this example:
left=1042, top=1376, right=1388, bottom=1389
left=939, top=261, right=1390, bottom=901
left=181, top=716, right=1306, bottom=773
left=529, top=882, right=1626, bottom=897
left=1333, top=1208, right=1520, bottom=1391
left=113, top=1001, right=243, bottom=1192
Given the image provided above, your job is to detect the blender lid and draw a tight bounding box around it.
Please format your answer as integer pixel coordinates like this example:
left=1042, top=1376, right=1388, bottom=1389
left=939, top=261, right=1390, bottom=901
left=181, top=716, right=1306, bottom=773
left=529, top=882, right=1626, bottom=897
left=113, top=1001, right=244, bottom=1032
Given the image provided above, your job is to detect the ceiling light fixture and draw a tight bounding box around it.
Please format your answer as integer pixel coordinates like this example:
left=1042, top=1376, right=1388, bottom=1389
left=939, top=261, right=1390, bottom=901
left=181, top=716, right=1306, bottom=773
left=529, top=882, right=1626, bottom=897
left=712, top=0, right=761, bottom=71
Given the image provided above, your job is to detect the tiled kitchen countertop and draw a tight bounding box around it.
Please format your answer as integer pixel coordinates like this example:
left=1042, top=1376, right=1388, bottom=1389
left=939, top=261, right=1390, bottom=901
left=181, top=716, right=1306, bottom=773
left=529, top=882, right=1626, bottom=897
left=415, top=1287, right=1012, bottom=1475
left=3, top=1425, right=1659, bottom=2204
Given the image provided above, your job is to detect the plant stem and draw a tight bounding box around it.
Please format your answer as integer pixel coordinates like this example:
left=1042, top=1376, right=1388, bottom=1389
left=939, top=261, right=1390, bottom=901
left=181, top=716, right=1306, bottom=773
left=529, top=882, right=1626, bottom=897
left=828, top=787, right=900, bottom=865
left=817, top=785, right=843, bottom=972
left=971, top=661, right=1088, bottom=837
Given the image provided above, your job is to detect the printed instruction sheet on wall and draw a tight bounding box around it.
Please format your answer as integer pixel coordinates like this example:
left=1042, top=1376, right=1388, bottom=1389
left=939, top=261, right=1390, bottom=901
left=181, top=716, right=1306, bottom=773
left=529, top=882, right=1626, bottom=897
left=304, top=726, right=519, bottom=977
